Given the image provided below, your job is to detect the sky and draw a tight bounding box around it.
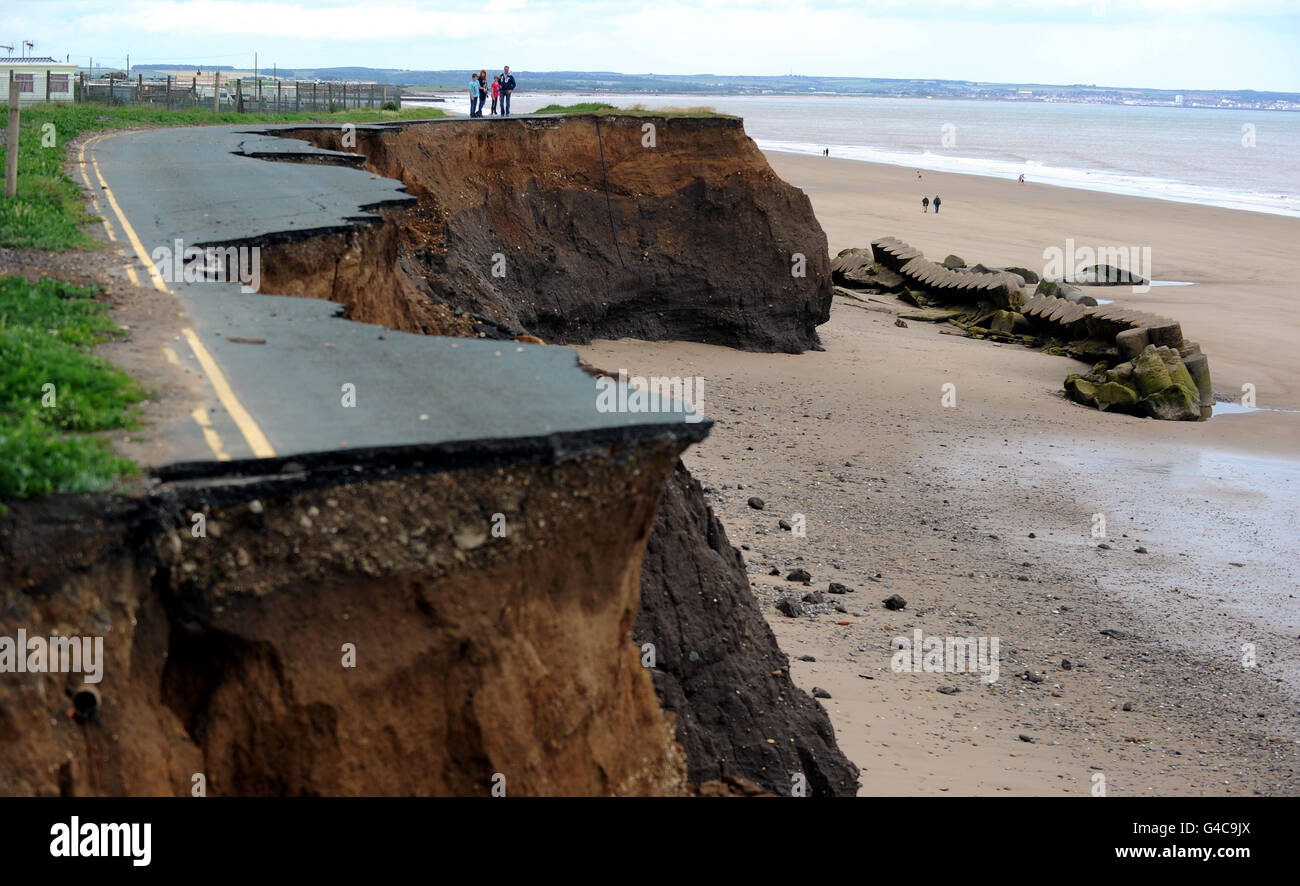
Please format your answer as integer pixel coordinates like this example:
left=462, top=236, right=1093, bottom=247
left=4, top=0, right=1299, bottom=92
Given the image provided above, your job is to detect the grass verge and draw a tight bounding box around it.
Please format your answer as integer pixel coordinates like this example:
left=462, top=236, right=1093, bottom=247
left=0, top=102, right=447, bottom=250
left=0, top=275, right=147, bottom=505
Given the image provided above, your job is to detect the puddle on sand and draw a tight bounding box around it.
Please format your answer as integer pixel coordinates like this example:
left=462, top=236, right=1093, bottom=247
left=1089, top=280, right=1191, bottom=305
left=1211, top=401, right=1300, bottom=418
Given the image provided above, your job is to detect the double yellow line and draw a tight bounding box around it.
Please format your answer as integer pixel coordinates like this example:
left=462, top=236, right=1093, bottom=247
left=77, top=133, right=275, bottom=461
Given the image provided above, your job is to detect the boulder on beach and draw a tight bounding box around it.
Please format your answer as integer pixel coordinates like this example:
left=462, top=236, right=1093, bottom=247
left=1003, top=266, right=1040, bottom=284
left=942, top=254, right=966, bottom=270
left=989, top=310, right=1029, bottom=335
left=1141, top=383, right=1200, bottom=421
left=1115, top=327, right=1150, bottom=362
left=1132, top=345, right=1200, bottom=420
left=1068, top=264, right=1149, bottom=286
left=1182, top=353, right=1213, bottom=407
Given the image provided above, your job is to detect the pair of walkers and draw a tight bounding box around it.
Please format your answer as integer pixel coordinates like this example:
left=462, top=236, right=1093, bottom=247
left=469, top=67, right=516, bottom=117
left=921, top=195, right=942, bottom=213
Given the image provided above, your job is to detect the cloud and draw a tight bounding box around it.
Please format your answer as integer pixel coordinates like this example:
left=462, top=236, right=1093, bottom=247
left=9, top=0, right=1297, bottom=90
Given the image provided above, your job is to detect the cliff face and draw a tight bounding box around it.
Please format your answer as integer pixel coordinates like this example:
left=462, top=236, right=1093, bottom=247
left=639, top=463, right=860, bottom=796
left=264, top=115, right=833, bottom=352
left=0, top=434, right=696, bottom=796
left=0, top=116, right=856, bottom=796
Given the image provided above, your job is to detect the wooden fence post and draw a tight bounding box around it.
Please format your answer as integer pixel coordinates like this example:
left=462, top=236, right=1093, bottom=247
left=46, top=70, right=51, bottom=103
left=327, top=82, right=333, bottom=110
left=5, top=77, right=19, bottom=198
left=277, top=79, right=282, bottom=113
left=235, top=79, right=243, bottom=113
left=294, top=81, right=300, bottom=112
left=214, top=72, right=220, bottom=113
left=166, top=75, right=172, bottom=111
left=137, top=73, right=143, bottom=106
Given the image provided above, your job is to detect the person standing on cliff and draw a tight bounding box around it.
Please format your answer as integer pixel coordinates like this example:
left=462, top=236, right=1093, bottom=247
left=479, top=69, right=489, bottom=116
left=921, top=196, right=929, bottom=213
left=500, top=66, right=516, bottom=116
left=469, top=72, right=480, bottom=117
left=933, top=195, right=942, bottom=214
left=491, top=75, right=501, bottom=115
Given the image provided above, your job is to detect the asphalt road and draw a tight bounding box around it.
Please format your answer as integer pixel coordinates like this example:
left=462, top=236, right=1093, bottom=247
left=82, top=122, right=705, bottom=468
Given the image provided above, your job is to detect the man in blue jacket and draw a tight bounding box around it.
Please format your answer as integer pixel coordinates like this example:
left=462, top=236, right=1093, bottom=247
left=500, top=67, right=517, bottom=116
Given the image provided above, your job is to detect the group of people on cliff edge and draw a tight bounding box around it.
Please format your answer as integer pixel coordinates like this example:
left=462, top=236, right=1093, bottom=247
left=469, top=67, right=517, bottom=117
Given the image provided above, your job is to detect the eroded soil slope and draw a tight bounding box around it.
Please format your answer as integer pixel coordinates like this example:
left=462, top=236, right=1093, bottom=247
left=269, top=115, right=833, bottom=352
left=0, top=434, right=694, bottom=796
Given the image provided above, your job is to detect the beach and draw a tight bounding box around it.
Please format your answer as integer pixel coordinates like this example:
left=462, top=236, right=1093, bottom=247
left=577, top=152, right=1300, bottom=795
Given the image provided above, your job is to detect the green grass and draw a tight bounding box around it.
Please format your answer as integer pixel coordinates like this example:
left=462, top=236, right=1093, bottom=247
left=0, top=275, right=148, bottom=503
left=532, top=102, right=622, bottom=115
left=0, top=102, right=448, bottom=251
left=531, top=101, right=722, bottom=117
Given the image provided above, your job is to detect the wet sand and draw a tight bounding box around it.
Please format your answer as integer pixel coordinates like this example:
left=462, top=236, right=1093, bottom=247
left=577, top=153, right=1300, bottom=795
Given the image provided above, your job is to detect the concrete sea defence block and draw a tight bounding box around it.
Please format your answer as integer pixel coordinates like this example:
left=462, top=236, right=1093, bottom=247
left=858, top=237, right=1212, bottom=420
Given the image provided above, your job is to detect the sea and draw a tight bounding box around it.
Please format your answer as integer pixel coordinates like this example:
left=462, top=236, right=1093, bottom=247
left=408, top=91, right=1300, bottom=218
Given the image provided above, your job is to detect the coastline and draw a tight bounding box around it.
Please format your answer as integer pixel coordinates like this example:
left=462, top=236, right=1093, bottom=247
left=758, top=142, right=1300, bottom=219
left=404, top=92, right=1300, bottom=218
left=576, top=153, right=1300, bottom=795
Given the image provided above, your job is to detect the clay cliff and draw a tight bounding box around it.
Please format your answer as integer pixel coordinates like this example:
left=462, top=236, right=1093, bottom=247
left=255, top=115, right=834, bottom=353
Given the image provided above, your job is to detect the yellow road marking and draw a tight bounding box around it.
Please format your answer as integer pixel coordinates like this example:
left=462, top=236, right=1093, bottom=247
left=190, top=407, right=231, bottom=461
left=182, top=327, right=276, bottom=458
left=87, top=153, right=170, bottom=293
left=85, top=133, right=275, bottom=459
left=77, top=139, right=144, bottom=288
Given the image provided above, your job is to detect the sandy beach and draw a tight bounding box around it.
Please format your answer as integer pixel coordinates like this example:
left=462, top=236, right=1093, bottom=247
left=578, top=153, right=1300, bottom=796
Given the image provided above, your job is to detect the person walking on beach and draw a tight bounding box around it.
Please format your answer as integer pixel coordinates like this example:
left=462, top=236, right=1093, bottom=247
left=921, top=196, right=929, bottom=213
left=479, top=69, right=489, bottom=117
left=469, top=72, right=480, bottom=117
left=933, top=195, right=942, bottom=214
left=500, top=66, right=516, bottom=116
left=1018, top=173, right=1025, bottom=184
left=491, top=75, right=501, bottom=115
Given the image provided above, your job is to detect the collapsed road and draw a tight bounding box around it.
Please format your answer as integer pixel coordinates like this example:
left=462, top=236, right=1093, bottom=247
left=0, top=117, right=857, bottom=797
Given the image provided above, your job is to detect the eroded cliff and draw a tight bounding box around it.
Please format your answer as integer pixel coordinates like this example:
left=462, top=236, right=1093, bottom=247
left=253, top=115, right=833, bottom=352
left=1, top=431, right=698, bottom=796
left=0, top=114, right=857, bottom=796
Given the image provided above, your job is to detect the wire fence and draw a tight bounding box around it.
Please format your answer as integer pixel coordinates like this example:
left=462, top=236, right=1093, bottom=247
left=74, top=73, right=401, bottom=112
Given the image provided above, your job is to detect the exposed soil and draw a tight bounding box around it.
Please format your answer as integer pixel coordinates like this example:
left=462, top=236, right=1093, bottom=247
left=1, top=433, right=697, bottom=796
left=269, top=116, right=833, bottom=352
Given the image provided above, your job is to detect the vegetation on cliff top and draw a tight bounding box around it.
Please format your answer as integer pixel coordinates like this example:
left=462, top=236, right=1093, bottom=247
left=531, top=102, right=722, bottom=117
left=0, top=275, right=147, bottom=504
